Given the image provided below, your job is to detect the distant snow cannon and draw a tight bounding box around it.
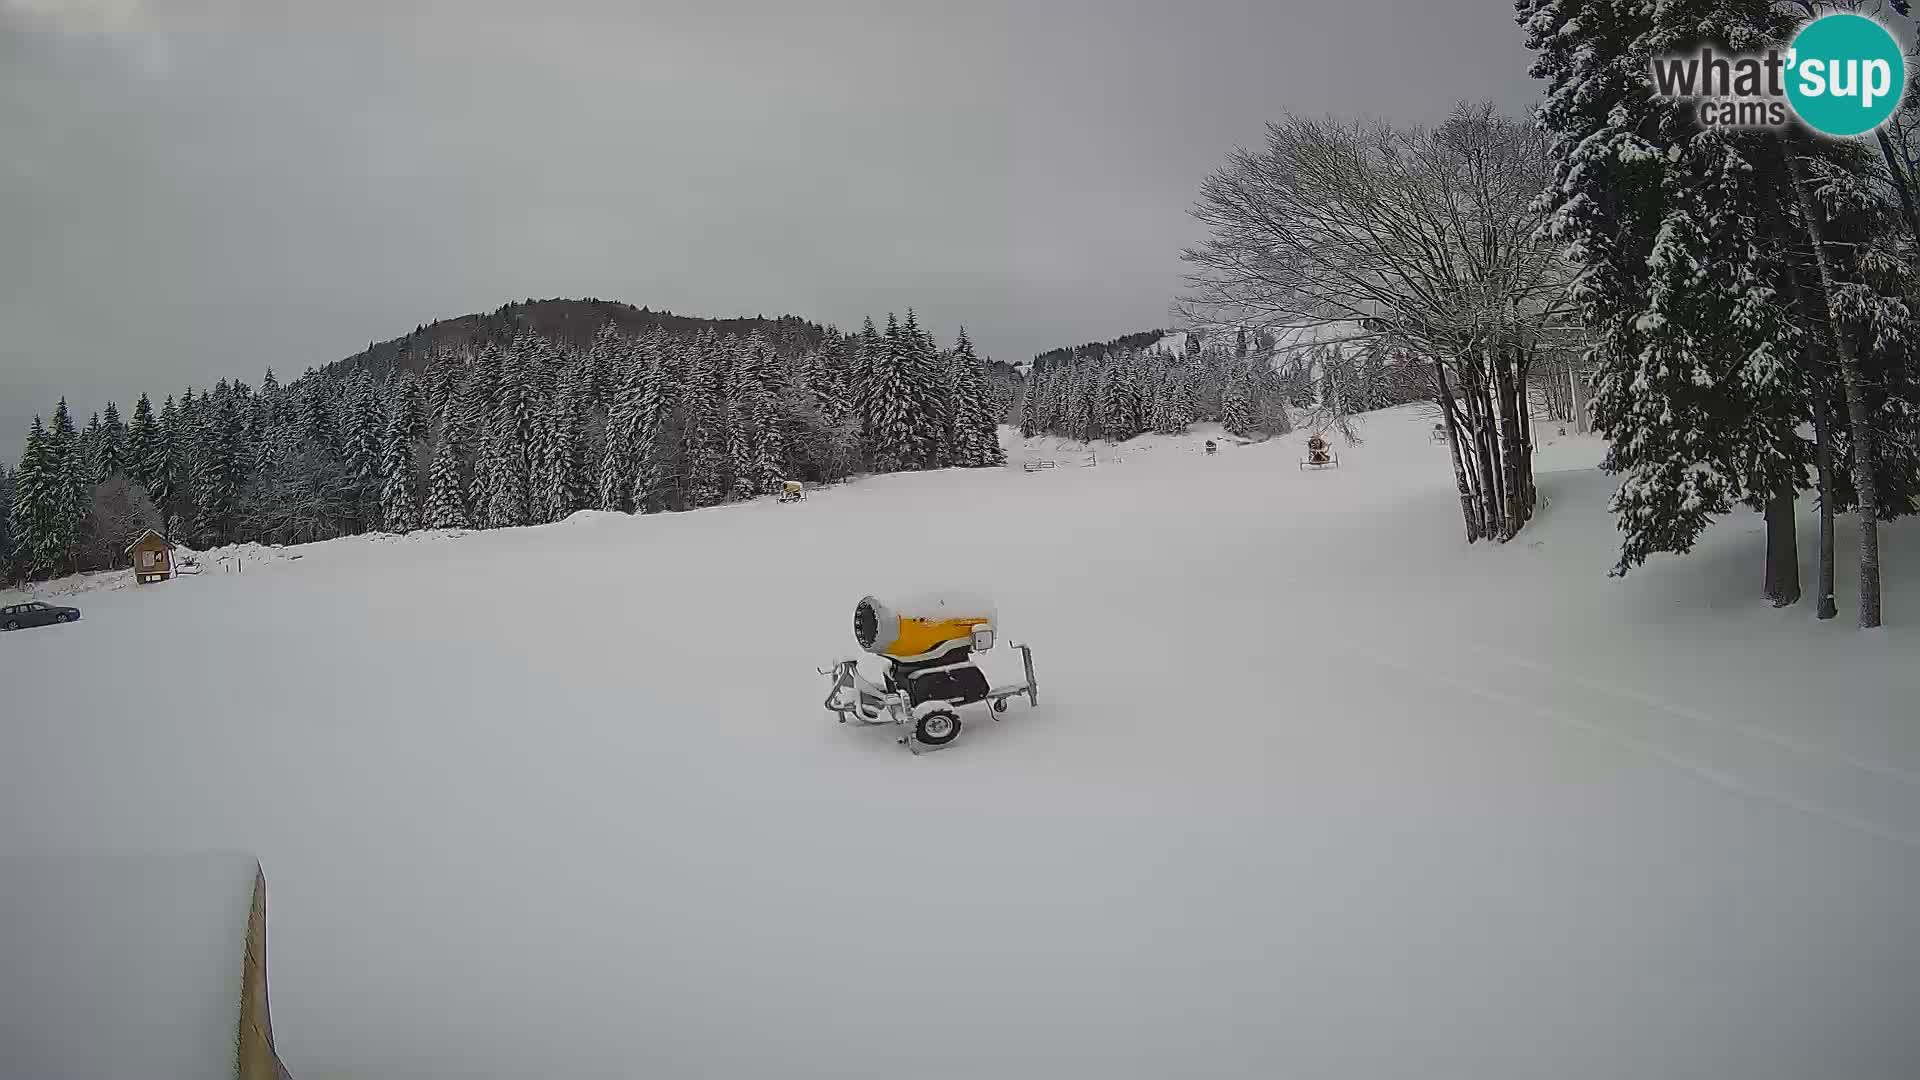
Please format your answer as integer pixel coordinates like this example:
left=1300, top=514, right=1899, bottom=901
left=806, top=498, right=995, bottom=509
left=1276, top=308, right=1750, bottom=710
left=823, top=591, right=1038, bottom=753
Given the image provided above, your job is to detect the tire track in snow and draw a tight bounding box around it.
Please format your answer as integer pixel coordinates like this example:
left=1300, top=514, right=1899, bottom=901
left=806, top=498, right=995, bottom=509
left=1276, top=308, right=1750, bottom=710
left=1456, top=641, right=1920, bottom=789
left=1323, top=636, right=1920, bottom=852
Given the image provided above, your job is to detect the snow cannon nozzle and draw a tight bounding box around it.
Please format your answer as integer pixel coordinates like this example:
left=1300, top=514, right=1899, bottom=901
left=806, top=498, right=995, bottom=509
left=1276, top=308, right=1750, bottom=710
left=853, top=592, right=997, bottom=660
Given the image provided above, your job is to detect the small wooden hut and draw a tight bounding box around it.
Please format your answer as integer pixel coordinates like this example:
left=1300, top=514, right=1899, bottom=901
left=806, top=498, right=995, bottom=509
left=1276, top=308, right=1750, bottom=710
left=127, top=530, right=176, bottom=584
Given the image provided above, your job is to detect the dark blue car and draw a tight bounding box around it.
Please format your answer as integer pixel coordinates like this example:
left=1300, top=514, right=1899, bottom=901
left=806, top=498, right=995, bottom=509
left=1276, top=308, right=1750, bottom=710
left=1, top=601, right=81, bottom=631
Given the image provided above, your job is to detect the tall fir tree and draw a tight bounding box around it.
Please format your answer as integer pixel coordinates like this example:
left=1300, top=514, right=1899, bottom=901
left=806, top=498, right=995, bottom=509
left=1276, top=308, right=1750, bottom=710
left=96, top=401, right=127, bottom=481
left=531, top=393, right=589, bottom=523
left=854, top=315, right=883, bottom=456
left=867, top=313, right=922, bottom=472
left=191, top=391, right=246, bottom=546
left=0, top=465, right=14, bottom=580
left=1222, top=364, right=1254, bottom=437
left=948, top=329, right=1003, bottom=466
left=81, top=413, right=103, bottom=482
left=379, top=411, right=421, bottom=533
left=682, top=332, right=726, bottom=508
left=1522, top=0, right=1813, bottom=575
left=424, top=430, right=471, bottom=530
left=127, top=394, right=158, bottom=494
left=45, top=400, right=85, bottom=573
left=10, top=419, right=60, bottom=578
left=628, top=332, right=673, bottom=511
left=899, top=310, right=945, bottom=468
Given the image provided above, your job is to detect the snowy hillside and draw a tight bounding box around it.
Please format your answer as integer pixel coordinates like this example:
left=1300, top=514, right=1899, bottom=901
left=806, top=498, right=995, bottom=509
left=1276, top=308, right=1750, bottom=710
left=4, top=405, right=1917, bottom=1080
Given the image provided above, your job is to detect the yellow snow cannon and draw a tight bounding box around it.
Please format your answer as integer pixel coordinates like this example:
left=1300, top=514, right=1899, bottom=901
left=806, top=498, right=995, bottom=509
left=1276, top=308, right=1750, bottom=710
left=822, top=591, right=1038, bottom=753
left=854, top=593, right=995, bottom=660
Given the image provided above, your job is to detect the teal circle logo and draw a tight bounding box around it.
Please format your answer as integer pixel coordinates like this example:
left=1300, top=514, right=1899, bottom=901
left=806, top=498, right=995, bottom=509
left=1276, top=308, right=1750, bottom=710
left=1786, top=13, right=1906, bottom=137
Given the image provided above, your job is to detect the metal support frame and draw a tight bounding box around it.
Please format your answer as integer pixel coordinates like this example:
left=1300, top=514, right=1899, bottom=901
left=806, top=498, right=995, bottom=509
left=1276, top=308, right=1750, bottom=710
left=819, top=643, right=1037, bottom=754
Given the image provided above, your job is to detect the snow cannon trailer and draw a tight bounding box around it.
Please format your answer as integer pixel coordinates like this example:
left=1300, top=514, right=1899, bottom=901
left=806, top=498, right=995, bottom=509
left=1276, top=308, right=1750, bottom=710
left=820, top=592, right=1038, bottom=754
left=1300, top=433, right=1339, bottom=470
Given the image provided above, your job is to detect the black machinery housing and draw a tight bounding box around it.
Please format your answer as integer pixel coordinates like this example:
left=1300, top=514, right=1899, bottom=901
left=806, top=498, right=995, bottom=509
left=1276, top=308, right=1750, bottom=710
left=883, top=640, right=990, bottom=707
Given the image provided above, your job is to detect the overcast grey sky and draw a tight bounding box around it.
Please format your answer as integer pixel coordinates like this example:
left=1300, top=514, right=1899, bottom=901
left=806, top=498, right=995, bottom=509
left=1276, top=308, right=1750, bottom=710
left=1, top=0, right=1540, bottom=452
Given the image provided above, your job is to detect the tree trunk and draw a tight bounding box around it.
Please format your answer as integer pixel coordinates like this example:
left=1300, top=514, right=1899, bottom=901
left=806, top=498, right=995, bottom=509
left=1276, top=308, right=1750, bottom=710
left=1813, top=394, right=1839, bottom=621
left=1875, top=127, right=1920, bottom=246
left=1763, top=482, right=1801, bottom=607
left=1784, top=137, right=1883, bottom=628
left=1435, top=359, right=1482, bottom=542
left=1467, top=365, right=1503, bottom=539
left=1568, top=363, right=1587, bottom=434
left=1495, top=339, right=1529, bottom=539
left=1520, top=346, right=1539, bottom=516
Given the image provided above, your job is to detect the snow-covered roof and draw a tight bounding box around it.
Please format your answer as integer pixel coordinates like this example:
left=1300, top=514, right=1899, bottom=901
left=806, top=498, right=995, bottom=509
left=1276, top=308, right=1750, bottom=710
left=125, top=529, right=174, bottom=554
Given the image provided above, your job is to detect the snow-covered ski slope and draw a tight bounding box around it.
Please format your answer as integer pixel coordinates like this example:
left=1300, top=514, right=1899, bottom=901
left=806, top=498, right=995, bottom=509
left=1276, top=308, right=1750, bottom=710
left=4, top=405, right=1917, bottom=1080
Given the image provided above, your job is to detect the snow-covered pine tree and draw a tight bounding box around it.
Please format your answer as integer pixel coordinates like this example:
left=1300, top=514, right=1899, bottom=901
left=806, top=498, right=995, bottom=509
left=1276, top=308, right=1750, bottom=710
left=899, top=310, right=946, bottom=469
left=191, top=391, right=246, bottom=545
left=424, top=429, right=470, bottom=530
left=482, top=347, right=538, bottom=526
left=929, top=347, right=960, bottom=469
left=127, top=394, right=158, bottom=494
left=1097, top=360, right=1132, bottom=442
left=526, top=386, right=562, bottom=520
left=944, top=329, right=1001, bottom=466
left=749, top=389, right=786, bottom=493
left=339, top=368, right=383, bottom=525
left=0, top=465, right=14, bottom=580
left=389, top=373, right=429, bottom=446
left=9, top=418, right=58, bottom=578
left=681, top=333, right=725, bottom=508
left=1019, top=369, right=1046, bottom=438
left=480, top=411, right=530, bottom=529
left=853, top=315, right=883, bottom=457
left=422, top=351, right=462, bottom=430
left=808, top=333, right=851, bottom=426
left=598, top=334, right=642, bottom=513
left=628, top=331, right=674, bottom=512
left=532, top=386, right=591, bottom=524
left=1065, top=362, right=1094, bottom=442
left=96, top=401, right=126, bottom=481
left=460, top=344, right=503, bottom=439
left=45, top=400, right=86, bottom=573
left=1523, top=0, right=1810, bottom=573
left=152, top=394, right=192, bottom=537
left=378, top=410, right=421, bottom=533
left=723, top=334, right=762, bottom=500
left=865, top=313, right=920, bottom=473
left=81, top=413, right=103, bottom=483
left=151, top=395, right=180, bottom=522
left=740, top=333, right=786, bottom=493
left=1221, top=363, right=1253, bottom=436
left=301, top=379, right=339, bottom=457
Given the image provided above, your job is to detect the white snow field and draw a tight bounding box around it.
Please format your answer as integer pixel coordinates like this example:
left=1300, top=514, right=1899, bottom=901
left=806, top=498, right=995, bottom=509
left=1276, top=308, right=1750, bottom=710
left=4, top=405, right=1918, bottom=1080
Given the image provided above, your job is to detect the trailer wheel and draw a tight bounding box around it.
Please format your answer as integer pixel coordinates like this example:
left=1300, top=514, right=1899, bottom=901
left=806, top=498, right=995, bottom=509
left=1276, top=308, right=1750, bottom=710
left=991, top=698, right=1008, bottom=714
left=915, top=709, right=961, bottom=746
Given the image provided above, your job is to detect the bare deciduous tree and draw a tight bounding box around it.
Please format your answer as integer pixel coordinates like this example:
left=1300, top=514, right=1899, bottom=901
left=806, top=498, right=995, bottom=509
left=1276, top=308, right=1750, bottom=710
left=1181, top=101, right=1580, bottom=542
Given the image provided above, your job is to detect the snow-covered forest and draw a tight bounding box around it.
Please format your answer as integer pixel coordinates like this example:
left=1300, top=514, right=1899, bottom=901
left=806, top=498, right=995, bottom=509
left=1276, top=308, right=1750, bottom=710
left=1177, top=52, right=1920, bottom=627
left=0, top=310, right=1012, bottom=579
left=1016, top=326, right=1430, bottom=444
